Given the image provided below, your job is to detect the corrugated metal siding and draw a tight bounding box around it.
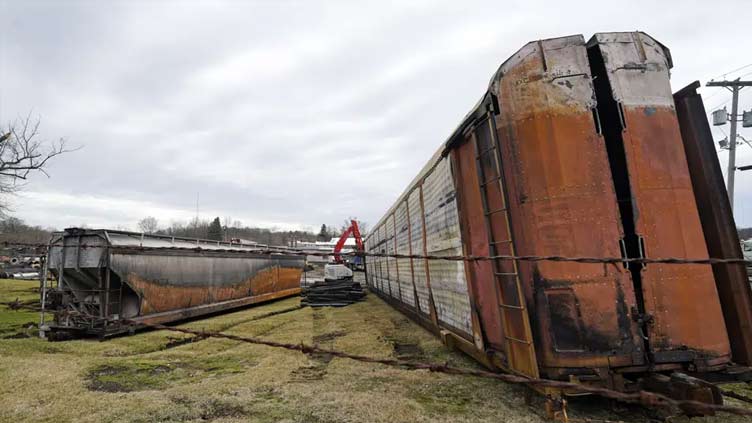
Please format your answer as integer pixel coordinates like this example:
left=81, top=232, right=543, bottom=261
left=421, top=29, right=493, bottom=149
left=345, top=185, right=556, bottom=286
left=385, top=214, right=400, bottom=299
left=369, top=238, right=376, bottom=289
left=395, top=201, right=415, bottom=307
left=375, top=225, right=384, bottom=293
left=365, top=237, right=373, bottom=287
left=379, top=224, right=389, bottom=295
left=421, top=158, right=472, bottom=334
left=408, top=187, right=430, bottom=315
left=365, top=154, right=472, bottom=336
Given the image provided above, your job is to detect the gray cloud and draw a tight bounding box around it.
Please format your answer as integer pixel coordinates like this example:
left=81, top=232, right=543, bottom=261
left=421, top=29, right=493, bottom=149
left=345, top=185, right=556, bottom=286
left=1, top=0, right=751, bottom=231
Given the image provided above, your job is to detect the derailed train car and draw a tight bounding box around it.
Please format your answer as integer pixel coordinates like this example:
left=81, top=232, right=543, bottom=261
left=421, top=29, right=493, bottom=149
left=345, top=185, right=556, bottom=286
left=42, top=228, right=304, bottom=338
left=364, top=32, right=752, bottom=402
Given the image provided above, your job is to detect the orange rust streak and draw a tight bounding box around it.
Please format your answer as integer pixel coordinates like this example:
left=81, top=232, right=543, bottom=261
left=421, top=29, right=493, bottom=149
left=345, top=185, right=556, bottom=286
left=134, top=288, right=301, bottom=326
left=495, top=44, right=643, bottom=372
left=452, top=139, right=505, bottom=351
left=127, top=267, right=303, bottom=315
left=622, top=106, right=731, bottom=358
left=503, top=112, right=641, bottom=369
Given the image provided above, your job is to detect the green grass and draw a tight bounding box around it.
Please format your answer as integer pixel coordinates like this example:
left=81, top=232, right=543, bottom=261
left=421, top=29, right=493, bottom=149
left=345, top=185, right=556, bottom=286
left=0, top=278, right=750, bottom=422
left=0, top=278, right=40, bottom=336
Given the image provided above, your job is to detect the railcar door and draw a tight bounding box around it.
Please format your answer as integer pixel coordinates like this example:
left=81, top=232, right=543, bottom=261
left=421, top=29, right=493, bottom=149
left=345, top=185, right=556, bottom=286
left=586, top=32, right=731, bottom=367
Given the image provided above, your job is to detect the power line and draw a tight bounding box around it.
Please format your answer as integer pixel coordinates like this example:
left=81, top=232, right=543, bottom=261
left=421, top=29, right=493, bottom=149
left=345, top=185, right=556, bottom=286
left=705, top=67, right=752, bottom=111
left=739, top=69, right=752, bottom=80
left=706, top=79, right=752, bottom=209
left=708, top=96, right=730, bottom=112
left=712, top=63, right=752, bottom=80
left=704, top=88, right=726, bottom=103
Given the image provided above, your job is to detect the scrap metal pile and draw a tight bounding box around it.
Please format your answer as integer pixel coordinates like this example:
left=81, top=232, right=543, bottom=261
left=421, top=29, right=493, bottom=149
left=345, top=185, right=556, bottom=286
left=301, top=279, right=366, bottom=307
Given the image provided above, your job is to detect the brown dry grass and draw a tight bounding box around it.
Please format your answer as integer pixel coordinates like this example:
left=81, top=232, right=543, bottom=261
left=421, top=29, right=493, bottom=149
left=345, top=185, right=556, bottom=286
left=0, top=278, right=750, bottom=422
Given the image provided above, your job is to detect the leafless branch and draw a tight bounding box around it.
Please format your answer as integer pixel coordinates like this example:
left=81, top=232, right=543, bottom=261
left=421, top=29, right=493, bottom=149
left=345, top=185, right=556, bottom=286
left=0, top=114, right=80, bottom=214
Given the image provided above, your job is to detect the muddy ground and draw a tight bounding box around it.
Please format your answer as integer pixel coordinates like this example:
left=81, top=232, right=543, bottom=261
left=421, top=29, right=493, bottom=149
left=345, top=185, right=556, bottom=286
left=0, top=277, right=750, bottom=422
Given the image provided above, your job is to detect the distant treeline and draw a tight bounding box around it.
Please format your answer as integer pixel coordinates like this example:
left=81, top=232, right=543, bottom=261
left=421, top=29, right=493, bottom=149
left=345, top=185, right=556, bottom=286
left=143, top=217, right=366, bottom=247
left=739, top=227, right=752, bottom=241
left=0, top=217, right=55, bottom=245
left=152, top=218, right=321, bottom=246
left=0, top=217, right=322, bottom=247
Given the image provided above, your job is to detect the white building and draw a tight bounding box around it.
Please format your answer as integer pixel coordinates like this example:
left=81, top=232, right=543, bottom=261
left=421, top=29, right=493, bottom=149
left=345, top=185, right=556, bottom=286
left=296, top=237, right=360, bottom=263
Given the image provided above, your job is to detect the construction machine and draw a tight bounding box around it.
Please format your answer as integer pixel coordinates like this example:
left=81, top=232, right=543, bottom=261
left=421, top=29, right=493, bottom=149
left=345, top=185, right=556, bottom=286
left=323, top=220, right=364, bottom=281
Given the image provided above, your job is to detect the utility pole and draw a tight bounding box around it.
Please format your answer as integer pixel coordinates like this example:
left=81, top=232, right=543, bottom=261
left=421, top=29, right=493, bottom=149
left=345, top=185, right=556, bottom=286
left=706, top=78, right=752, bottom=211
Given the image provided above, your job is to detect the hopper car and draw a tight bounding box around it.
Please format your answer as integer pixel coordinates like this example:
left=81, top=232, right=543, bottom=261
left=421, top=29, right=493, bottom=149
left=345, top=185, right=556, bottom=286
left=42, top=228, right=305, bottom=338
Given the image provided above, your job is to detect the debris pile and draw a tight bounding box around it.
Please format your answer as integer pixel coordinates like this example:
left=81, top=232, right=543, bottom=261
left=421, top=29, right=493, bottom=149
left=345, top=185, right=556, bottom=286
left=301, top=279, right=366, bottom=307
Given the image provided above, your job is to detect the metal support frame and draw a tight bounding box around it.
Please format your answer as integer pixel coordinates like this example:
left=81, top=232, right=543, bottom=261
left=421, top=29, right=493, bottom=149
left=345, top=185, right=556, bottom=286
left=392, top=211, right=402, bottom=301
left=405, top=198, right=421, bottom=312
left=419, top=184, right=440, bottom=327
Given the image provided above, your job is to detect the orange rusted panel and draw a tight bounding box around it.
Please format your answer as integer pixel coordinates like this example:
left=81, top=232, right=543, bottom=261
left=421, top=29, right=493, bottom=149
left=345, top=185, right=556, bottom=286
left=452, top=138, right=505, bottom=352
left=134, top=287, right=302, bottom=327
left=587, top=32, right=731, bottom=366
left=490, top=35, right=644, bottom=374
left=128, top=266, right=302, bottom=315
left=674, top=82, right=752, bottom=365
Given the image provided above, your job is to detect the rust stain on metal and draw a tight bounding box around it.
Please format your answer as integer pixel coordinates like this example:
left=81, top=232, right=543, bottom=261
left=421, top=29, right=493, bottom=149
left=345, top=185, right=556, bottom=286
left=452, top=139, right=502, bottom=352
left=129, top=266, right=302, bottom=315
left=45, top=228, right=304, bottom=337
left=674, top=81, right=752, bottom=365
left=363, top=32, right=750, bottom=400
left=588, top=32, right=731, bottom=366
left=492, top=35, right=641, bottom=375
left=133, top=288, right=302, bottom=327
left=621, top=105, right=730, bottom=359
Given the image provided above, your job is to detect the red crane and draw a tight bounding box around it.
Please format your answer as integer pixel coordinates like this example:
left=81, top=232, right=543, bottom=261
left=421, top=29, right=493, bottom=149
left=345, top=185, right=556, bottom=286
left=332, top=219, right=364, bottom=264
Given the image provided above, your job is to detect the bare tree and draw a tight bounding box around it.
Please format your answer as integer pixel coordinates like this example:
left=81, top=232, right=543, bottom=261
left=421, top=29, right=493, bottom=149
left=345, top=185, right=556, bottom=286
left=0, top=114, right=77, bottom=213
left=137, top=216, right=159, bottom=233
left=340, top=217, right=368, bottom=235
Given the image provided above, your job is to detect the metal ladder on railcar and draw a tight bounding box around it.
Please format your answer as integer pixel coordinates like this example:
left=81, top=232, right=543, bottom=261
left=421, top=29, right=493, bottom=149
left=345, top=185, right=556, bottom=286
left=473, top=113, right=538, bottom=378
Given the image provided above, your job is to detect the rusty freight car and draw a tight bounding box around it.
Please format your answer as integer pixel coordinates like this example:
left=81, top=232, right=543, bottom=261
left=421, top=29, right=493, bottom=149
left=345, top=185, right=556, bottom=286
left=41, top=228, right=304, bottom=338
left=364, top=31, right=752, bottom=404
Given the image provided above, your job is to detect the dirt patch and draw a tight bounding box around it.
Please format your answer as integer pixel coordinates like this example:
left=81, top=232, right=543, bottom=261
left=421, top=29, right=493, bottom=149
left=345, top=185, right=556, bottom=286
left=392, top=342, right=424, bottom=360
left=199, top=398, right=249, bottom=420
left=312, top=330, right=346, bottom=344
left=380, top=334, right=425, bottom=361
left=86, top=356, right=248, bottom=393
left=165, top=396, right=253, bottom=421
left=87, top=362, right=176, bottom=392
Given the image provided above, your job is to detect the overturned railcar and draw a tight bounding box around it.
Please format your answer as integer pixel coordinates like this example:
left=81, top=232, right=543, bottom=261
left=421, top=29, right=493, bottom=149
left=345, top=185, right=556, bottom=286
left=364, top=32, right=752, bottom=396
left=42, top=228, right=304, bottom=338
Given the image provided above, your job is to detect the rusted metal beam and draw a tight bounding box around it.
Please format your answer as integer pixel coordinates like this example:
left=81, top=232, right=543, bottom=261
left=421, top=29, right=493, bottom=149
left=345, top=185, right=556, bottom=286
left=674, top=81, right=752, bottom=365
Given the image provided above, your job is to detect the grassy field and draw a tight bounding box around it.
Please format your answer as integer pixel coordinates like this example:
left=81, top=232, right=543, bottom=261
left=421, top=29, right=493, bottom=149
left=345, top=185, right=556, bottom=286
left=0, top=278, right=750, bottom=422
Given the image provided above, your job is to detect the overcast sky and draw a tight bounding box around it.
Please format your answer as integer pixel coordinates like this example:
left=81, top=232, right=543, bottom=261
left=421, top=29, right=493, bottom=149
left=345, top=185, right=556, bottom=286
left=1, top=0, right=751, bottom=232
